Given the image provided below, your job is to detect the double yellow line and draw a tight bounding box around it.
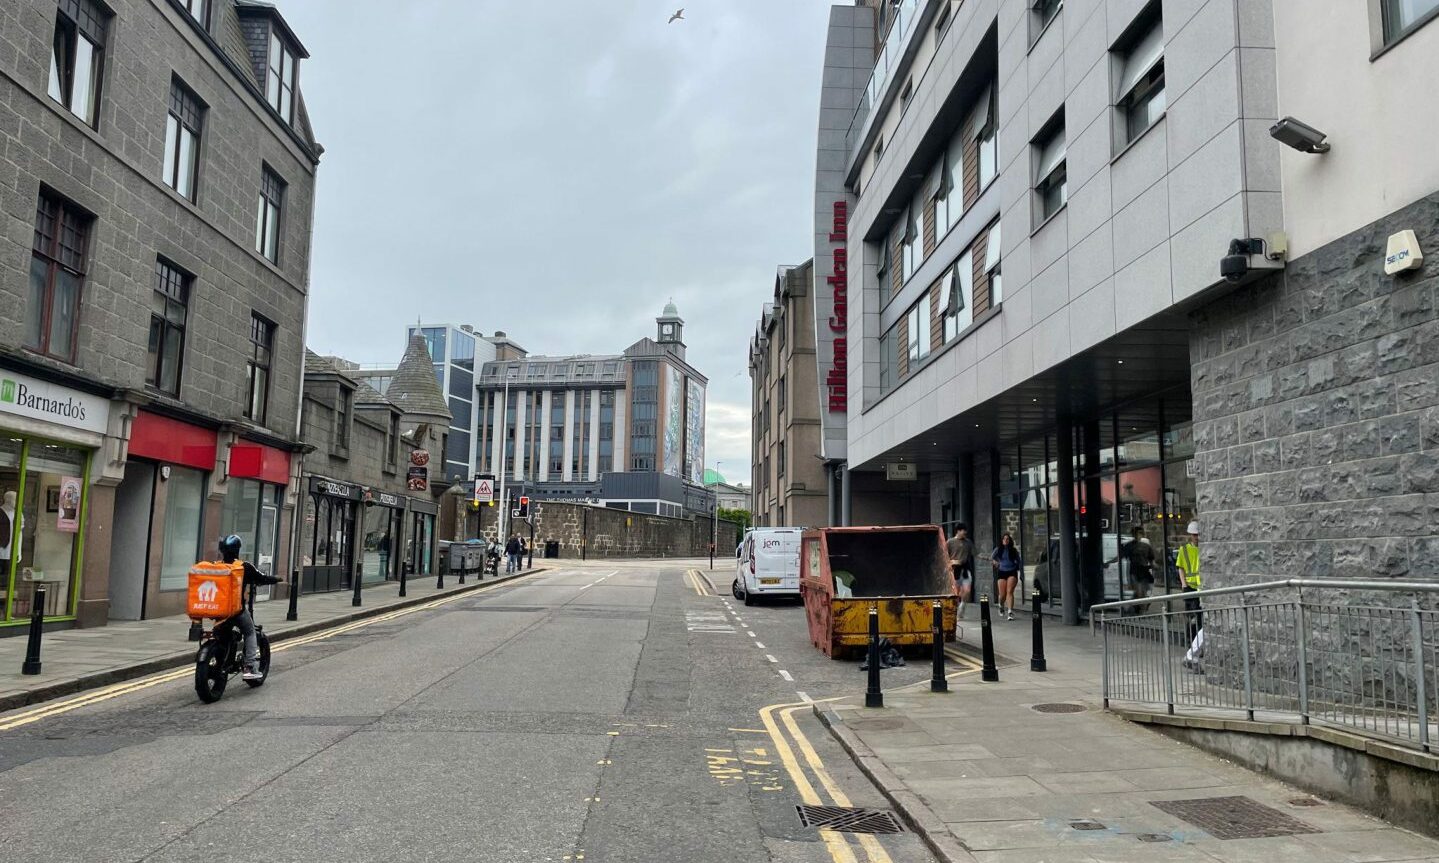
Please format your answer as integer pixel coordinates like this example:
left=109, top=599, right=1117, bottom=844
left=684, top=568, right=713, bottom=597
left=759, top=700, right=895, bottom=863
left=0, top=569, right=541, bottom=732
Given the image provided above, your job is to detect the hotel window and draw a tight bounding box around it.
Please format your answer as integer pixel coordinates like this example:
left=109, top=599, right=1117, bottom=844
left=163, top=77, right=204, bottom=201
left=877, top=236, right=892, bottom=303
left=48, top=0, right=109, bottom=127
left=1033, top=0, right=1063, bottom=38
left=879, top=327, right=898, bottom=392
left=182, top=0, right=208, bottom=27
left=1115, top=7, right=1165, bottom=147
left=266, top=30, right=298, bottom=124
left=335, top=386, right=352, bottom=452
left=1034, top=117, right=1067, bottom=223
left=27, top=191, right=90, bottom=362
left=939, top=268, right=960, bottom=342
left=256, top=165, right=284, bottom=262
left=901, top=199, right=921, bottom=281
left=954, top=249, right=975, bottom=332
left=977, top=89, right=998, bottom=190
left=985, top=222, right=1003, bottom=305
left=907, top=298, right=931, bottom=365
left=1381, top=0, right=1439, bottom=44
left=936, top=133, right=963, bottom=234
left=147, top=259, right=190, bottom=396
left=778, top=442, right=786, bottom=477
left=246, top=313, right=274, bottom=424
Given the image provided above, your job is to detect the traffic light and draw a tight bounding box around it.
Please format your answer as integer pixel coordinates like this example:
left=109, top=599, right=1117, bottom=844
left=517, top=496, right=531, bottom=519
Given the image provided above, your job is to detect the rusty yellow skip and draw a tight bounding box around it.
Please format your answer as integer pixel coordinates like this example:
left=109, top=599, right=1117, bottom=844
left=799, top=525, right=958, bottom=659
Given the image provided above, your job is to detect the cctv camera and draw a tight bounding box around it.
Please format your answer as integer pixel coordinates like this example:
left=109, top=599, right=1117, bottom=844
left=1220, top=238, right=1267, bottom=284
left=1269, top=117, right=1330, bottom=154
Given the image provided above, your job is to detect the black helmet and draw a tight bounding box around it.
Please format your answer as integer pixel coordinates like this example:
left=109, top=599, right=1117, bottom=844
left=219, top=534, right=243, bottom=559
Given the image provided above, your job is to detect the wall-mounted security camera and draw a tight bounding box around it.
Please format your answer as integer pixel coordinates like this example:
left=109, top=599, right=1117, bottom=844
left=1220, top=238, right=1268, bottom=283
left=1269, top=117, right=1330, bottom=153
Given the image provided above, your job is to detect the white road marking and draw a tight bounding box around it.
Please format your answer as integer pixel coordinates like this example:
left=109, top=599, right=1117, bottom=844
left=778, top=670, right=794, bottom=682
left=765, top=654, right=778, bottom=664
left=746, top=631, right=756, bottom=637
left=685, top=610, right=735, bottom=634
left=754, top=641, right=766, bottom=649
left=796, top=691, right=813, bottom=702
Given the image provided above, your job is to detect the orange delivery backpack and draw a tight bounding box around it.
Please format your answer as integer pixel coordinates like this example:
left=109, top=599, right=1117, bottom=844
left=186, top=560, right=245, bottom=621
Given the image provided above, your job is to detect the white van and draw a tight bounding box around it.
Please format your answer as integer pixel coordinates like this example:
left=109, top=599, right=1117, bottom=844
left=732, top=527, right=802, bottom=605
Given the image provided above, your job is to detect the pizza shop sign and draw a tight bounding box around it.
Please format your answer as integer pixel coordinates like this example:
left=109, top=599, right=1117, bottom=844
left=825, top=201, right=848, bottom=413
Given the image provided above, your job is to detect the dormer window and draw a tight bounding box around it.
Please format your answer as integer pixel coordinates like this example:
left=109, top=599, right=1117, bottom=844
left=181, top=0, right=208, bottom=28
left=267, top=32, right=297, bottom=124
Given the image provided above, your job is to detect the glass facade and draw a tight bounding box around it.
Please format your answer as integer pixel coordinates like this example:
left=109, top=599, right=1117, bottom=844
left=221, top=479, right=282, bottom=598
left=991, top=387, right=1193, bottom=615
left=1, top=437, right=91, bottom=622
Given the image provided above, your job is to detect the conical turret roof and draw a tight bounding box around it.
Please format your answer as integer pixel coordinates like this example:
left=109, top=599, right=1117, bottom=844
left=387, top=334, right=452, bottom=423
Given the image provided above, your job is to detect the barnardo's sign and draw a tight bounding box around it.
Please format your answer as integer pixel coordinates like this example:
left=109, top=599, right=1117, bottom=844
left=0, top=372, right=109, bottom=435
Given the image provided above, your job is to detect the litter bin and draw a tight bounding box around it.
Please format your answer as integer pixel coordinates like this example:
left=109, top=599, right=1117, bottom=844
left=544, top=540, right=560, bottom=559
left=799, top=524, right=957, bottom=659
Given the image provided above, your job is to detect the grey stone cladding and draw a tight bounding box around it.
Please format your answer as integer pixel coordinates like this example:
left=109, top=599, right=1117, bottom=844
left=1190, top=192, right=1439, bottom=587
left=0, top=0, right=318, bottom=437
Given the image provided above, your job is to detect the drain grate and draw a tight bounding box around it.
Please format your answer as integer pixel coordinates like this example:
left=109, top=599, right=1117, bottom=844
left=1032, top=703, right=1086, bottom=714
left=1137, top=833, right=1174, bottom=843
left=1069, top=820, right=1107, bottom=831
left=797, top=806, right=905, bottom=834
left=1152, top=797, right=1319, bottom=840
left=1288, top=797, right=1324, bottom=807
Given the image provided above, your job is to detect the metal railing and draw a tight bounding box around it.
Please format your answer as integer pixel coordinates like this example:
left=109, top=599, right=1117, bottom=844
left=1093, top=579, right=1439, bottom=754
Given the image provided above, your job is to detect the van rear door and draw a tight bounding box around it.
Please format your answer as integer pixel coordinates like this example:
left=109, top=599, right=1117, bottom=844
left=754, top=529, right=801, bottom=592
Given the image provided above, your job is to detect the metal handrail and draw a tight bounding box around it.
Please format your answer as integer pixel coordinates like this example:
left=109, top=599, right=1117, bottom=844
left=1093, top=578, right=1439, bottom=614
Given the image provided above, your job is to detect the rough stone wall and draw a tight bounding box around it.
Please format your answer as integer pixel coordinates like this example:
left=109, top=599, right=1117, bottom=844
left=474, top=502, right=741, bottom=560
left=1191, top=192, right=1439, bottom=587
left=0, top=0, right=317, bottom=436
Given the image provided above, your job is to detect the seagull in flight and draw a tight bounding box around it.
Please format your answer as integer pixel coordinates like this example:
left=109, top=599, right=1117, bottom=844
left=669, top=8, right=685, bottom=23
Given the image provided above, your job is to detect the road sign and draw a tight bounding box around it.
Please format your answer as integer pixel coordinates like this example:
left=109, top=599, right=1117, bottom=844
left=474, top=477, right=494, bottom=504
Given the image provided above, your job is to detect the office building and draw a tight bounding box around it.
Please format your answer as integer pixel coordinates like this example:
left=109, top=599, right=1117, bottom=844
left=809, top=0, right=1439, bottom=623
left=0, top=0, right=320, bottom=626
left=473, top=304, right=712, bottom=517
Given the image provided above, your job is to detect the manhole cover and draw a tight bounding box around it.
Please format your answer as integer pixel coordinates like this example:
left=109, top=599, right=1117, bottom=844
left=1138, top=833, right=1173, bottom=843
left=797, top=806, right=904, bottom=834
left=1032, top=703, right=1086, bottom=714
left=1070, top=820, right=1106, bottom=831
left=1152, top=797, right=1319, bottom=840
left=1288, top=797, right=1324, bottom=807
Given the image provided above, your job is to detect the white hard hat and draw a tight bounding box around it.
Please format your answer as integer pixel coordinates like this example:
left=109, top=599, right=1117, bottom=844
left=1186, top=521, right=1200, bottom=535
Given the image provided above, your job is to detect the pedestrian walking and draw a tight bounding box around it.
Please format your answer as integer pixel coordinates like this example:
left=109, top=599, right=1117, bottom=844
left=505, top=534, right=522, bottom=573
left=990, top=533, right=1022, bottom=620
left=946, top=523, right=975, bottom=619
left=1176, top=521, right=1204, bottom=672
left=1124, top=526, right=1156, bottom=615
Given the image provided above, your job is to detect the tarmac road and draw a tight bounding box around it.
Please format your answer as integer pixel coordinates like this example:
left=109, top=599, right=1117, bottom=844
left=0, top=561, right=950, bottom=863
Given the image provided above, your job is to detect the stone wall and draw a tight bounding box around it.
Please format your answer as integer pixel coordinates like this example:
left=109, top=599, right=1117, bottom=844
left=1190, top=192, right=1439, bottom=588
left=470, top=501, right=742, bottom=560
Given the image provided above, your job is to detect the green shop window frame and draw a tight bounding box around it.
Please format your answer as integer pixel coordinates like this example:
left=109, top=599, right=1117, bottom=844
left=2, top=436, right=92, bottom=625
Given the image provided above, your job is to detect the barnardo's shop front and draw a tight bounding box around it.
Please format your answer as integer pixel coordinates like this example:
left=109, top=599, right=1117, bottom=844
left=0, top=367, right=113, bottom=630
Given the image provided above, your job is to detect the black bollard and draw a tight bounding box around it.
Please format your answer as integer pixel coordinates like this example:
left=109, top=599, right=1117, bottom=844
left=979, top=595, right=999, bottom=682
left=436, top=565, right=444, bottom=590
left=930, top=600, right=948, bottom=693
left=458, top=558, right=466, bottom=585
left=1030, top=589, right=1047, bottom=672
left=21, top=587, right=45, bottom=675
left=399, top=562, right=408, bottom=597
left=286, top=569, right=299, bottom=622
left=865, top=605, right=884, bottom=708
left=352, top=567, right=362, bottom=607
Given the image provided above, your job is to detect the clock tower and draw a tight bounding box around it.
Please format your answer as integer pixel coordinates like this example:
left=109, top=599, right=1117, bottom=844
left=657, top=300, right=685, bottom=357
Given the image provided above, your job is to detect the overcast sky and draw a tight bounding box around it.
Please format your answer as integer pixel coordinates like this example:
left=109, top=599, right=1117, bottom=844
left=287, top=0, right=837, bottom=490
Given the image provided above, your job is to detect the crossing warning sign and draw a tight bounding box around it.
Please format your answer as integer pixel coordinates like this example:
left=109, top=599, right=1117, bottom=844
left=474, top=477, right=495, bottom=504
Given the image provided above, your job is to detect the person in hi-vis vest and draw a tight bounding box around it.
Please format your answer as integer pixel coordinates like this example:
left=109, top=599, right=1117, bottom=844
left=1178, top=521, right=1205, bottom=672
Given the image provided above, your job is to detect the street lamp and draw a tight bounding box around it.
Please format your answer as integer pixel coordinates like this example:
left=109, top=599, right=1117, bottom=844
left=496, top=369, right=516, bottom=544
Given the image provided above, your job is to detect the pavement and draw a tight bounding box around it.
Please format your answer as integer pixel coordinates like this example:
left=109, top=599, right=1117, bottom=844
left=812, top=602, right=1439, bottom=863
left=0, top=562, right=547, bottom=711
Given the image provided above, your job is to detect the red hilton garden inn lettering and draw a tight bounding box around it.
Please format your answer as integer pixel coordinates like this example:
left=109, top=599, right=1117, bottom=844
left=826, top=201, right=848, bottom=413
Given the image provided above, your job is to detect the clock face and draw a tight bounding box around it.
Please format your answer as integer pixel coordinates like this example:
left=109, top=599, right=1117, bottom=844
left=662, top=324, right=674, bottom=336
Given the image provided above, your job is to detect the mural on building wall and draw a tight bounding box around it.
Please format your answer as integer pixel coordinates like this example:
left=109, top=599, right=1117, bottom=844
left=663, top=365, right=683, bottom=477
left=685, top=379, right=705, bottom=485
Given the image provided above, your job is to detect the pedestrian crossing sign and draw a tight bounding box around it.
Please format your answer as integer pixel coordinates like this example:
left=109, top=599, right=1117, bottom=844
left=474, top=478, right=494, bottom=504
